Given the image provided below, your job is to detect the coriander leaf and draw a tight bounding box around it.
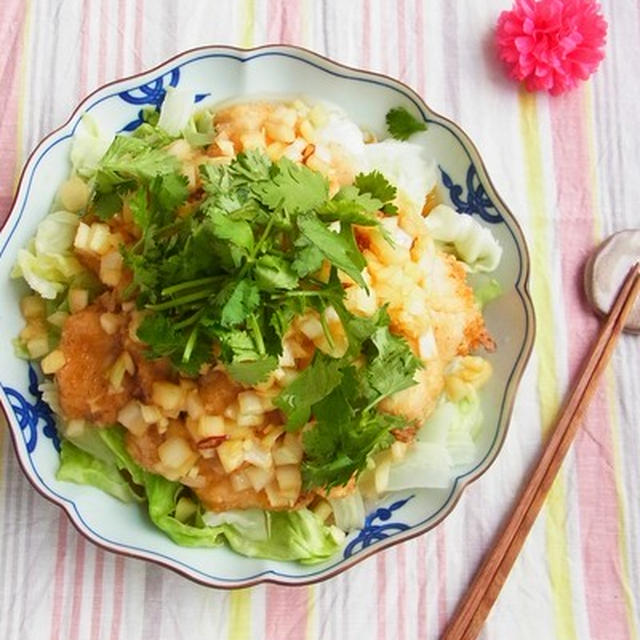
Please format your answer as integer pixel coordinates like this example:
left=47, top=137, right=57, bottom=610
left=231, top=149, right=272, bottom=182
left=354, top=171, right=398, bottom=216
left=206, top=208, right=254, bottom=252
left=301, top=373, right=401, bottom=490
left=274, top=354, right=344, bottom=431
left=365, top=326, right=422, bottom=400
left=226, top=356, right=278, bottom=385
left=291, top=243, right=325, bottom=278
left=129, top=188, right=150, bottom=229
left=297, top=213, right=366, bottom=287
left=252, top=157, right=328, bottom=215
left=150, top=172, right=190, bottom=212
left=95, top=135, right=180, bottom=190
left=254, top=255, right=299, bottom=291
left=136, top=313, right=178, bottom=357
left=94, top=192, right=124, bottom=220
left=385, top=106, right=427, bottom=141
left=219, top=329, right=260, bottom=362
left=220, top=280, right=260, bottom=327
left=354, top=171, right=397, bottom=204
left=131, top=121, right=173, bottom=147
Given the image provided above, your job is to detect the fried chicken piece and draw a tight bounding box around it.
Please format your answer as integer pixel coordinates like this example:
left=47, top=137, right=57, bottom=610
left=56, top=307, right=132, bottom=424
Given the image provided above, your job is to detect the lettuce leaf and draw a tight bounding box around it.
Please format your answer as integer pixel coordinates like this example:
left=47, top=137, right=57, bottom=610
left=423, top=204, right=502, bottom=272
left=71, top=114, right=114, bottom=178
left=11, top=210, right=85, bottom=299
left=56, top=426, right=341, bottom=562
left=220, top=509, right=342, bottom=564
left=56, top=440, right=142, bottom=503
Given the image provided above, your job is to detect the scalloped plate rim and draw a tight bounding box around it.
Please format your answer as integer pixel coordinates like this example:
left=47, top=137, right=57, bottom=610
left=0, top=44, right=536, bottom=588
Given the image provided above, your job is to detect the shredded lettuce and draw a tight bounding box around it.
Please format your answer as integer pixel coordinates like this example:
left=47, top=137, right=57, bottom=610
left=55, top=426, right=341, bottom=562
left=472, top=275, right=502, bottom=308
left=424, top=204, right=502, bottom=272
left=328, top=489, right=366, bottom=531
left=157, top=88, right=195, bottom=137
left=11, top=210, right=85, bottom=299
left=380, top=391, right=484, bottom=492
left=220, top=509, right=342, bottom=564
left=71, top=114, right=114, bottom=178
left=183, top=108, right=216, bottom=147
left=56, top=439, right=142, bottom=503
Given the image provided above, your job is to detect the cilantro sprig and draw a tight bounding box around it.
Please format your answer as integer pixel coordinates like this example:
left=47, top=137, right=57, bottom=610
left=385, top=106, right=427, bottom=141
left=87, top=127, right=420, bottom=489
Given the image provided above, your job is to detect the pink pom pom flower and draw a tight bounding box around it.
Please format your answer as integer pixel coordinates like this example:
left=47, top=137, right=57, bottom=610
left=496, top=0, right=607, bottom=95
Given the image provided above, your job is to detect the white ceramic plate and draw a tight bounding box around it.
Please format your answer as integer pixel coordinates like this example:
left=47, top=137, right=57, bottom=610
left=0, top=45, right=535, bottom=588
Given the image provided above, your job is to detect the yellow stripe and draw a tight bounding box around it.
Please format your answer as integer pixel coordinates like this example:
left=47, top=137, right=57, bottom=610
left=14, top=0, right=32, bottom=187
left=584, top=84, right=639, bottom=639
left=227, top=588, right=251, bottom=639
left=518, top=90, right=577, bottom=640
left=227, top=10, right=255, bottom=637
left=306, top=585, right=316, bottom=639
left=241, top=0, right=254, bottom=48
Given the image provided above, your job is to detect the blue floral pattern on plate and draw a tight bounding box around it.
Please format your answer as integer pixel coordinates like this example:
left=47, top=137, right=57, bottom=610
left=119, top=67, right=210, bottom=131
left=439, top=164, right=502, bottom=224
left=2, top=363, right=59, bottom=453
left=344, top=495, right=414, bottom=558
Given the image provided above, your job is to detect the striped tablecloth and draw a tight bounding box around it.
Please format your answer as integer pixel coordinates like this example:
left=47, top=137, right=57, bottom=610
left=1, top=1, right=639, bottom=638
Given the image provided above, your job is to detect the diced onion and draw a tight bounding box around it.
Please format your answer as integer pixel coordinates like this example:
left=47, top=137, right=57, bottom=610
left=216, top=440, right=245, bottom=474
left=158, top=436, right=195, bottom=470
left=237, top=391, right=264, bottom=416
left=41, top=349, right=66, bottom=374
left=198, top=415, right=225, bottom=438
left=117, top=401, right=147, bottom=436
left=20, top=295, right=46, bottom=320
left=151, top=381, right=184, bottom=412
left=68, top=288, right=88, bottom=313
left=73, top=222, right=91, bottom=251
left=245, top=465, right=274, bottom=492
left=243, top=441, right=272, bottom=469
left=88, top=223, right=112, bottom=255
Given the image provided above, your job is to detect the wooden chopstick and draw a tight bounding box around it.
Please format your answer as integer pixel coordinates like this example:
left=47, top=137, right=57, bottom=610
left=442, top=261, right=640, bottom=640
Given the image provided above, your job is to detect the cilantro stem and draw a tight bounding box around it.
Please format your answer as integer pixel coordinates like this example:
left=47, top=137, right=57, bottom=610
left=237, top=218, right=276, bottom=280
left=182, top=326, right=199, bottom=362
left=146, top=289, right=213, bottom=310
left=248, top=313, right=265, bottom=356
left=319, top=308, right=335, bottom=351
left=174, top=307, right=206, bottom=330
left=161, top=276, right=223, bottom=297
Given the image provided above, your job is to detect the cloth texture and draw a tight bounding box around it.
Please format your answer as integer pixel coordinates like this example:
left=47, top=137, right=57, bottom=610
left=1, top=1, right=639, bottom=639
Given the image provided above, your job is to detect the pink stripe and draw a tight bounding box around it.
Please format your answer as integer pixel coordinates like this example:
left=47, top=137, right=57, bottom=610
left=362, top=0, right=371, bottom=68
left=397, top=0, right=407, bottom=82
left=267, top=0, right=283, bottom=42
left=110, top=556, right=125, bottom=640
left=415, top=0, right=426, bottom=96
left=416, top=537, right=427, bottom=640
left=280, top=0, right=301, bottom=45
left=115, top=0, right=126, bottom=76
left=436, top=526, right=447, bottom=634
left=69, top=536, right=87, bottom=640
left=89, top=551, right=105, bottom=640
left=396, top=545, right=407, bottom=640
left=133, top=0, right=144, bottom=67
left=0, top=0, right=26, bottom=225
left=264, top=585, right=308, bottom=640
left=376, top=554, right=387, bottom=640
left=50, top=516, right=69, bottom=640
left=97, top=0, right=109, bottom=85
left=549, top=91, right=632, bottom=640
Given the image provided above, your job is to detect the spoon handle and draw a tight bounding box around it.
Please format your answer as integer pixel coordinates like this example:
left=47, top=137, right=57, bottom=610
left=441, top=262, right=640, bottom=640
